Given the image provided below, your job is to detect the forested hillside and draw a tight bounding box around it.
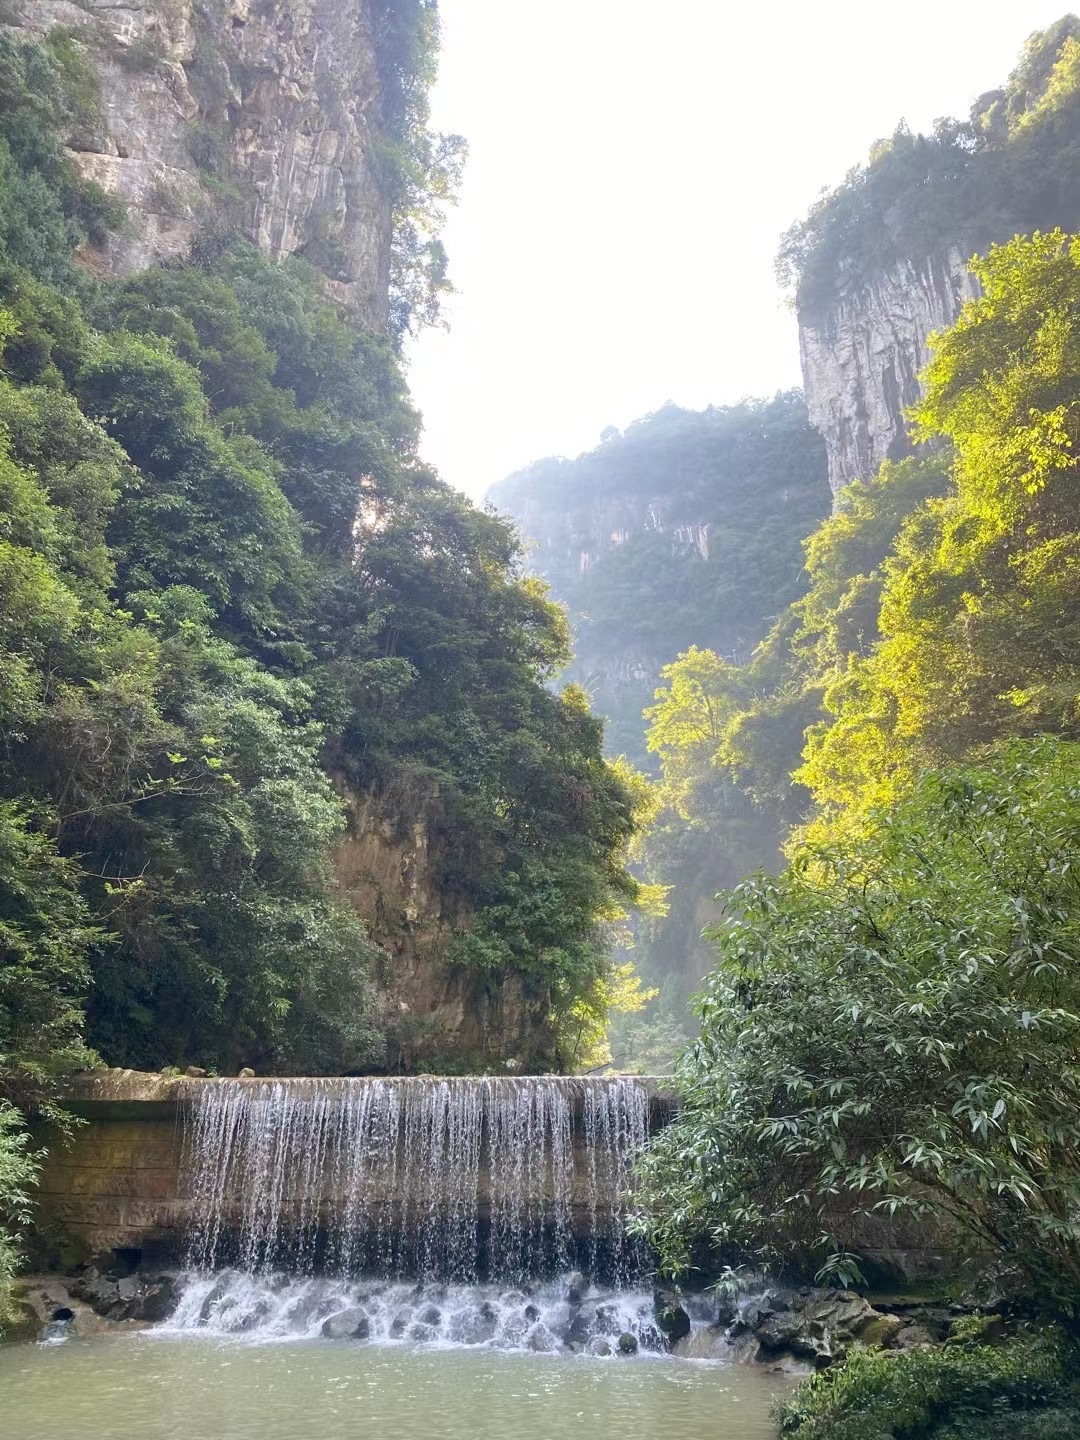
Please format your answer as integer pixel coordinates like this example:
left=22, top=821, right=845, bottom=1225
left=489, top=395, right=829, bottom=764
left=636, top=21, right=1080, bottom=1433
left=488, top=397, right=830, bottom=1051
left=0, top=16, right=644, bottom=1143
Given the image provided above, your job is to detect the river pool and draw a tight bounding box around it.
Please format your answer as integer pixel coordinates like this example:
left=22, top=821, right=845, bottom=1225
left=1, top=1332, right=792, bottom=1440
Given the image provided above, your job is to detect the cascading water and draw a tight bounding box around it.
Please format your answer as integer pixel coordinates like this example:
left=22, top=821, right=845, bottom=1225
left=169, top=1075, right=671, bottom=1352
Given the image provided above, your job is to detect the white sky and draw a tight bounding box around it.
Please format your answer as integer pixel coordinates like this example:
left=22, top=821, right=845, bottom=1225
left=406, top=1, right=1069, bottom=501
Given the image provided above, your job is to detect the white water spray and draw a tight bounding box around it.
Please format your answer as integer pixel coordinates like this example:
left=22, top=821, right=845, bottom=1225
left=180, top=1076, right=654, bottom=1287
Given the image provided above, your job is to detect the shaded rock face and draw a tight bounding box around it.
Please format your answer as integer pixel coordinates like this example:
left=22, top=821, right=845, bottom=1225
left=333, top=783, right=552, bottom=1071
left=798, top=247, right=981, bottom=498
left=6, top=0, right=392, bottom=329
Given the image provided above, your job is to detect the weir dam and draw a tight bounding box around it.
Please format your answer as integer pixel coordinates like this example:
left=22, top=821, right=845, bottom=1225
left=36, top=1071, right=678, bottom=1282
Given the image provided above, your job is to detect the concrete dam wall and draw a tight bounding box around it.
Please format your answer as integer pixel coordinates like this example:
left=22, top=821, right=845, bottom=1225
left=35, top=1071, right=678, bottom=1280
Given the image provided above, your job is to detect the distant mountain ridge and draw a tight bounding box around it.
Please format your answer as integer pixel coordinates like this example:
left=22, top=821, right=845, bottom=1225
left=487, top=393, right=830, bottom=763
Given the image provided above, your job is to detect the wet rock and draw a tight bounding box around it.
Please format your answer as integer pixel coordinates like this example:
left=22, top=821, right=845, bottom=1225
left=586, top=1336, right=612, bottom=1357
left=714, top=1292, right=739, bottom=1328
left=756, top=1312, right=807, bottom=1351
left=636, top=1322, right=667, bottom=1353
left=524, top=1303, right=540, bottom=1323
left=499, top=1289, right=528, bottom=1307
left=527, top=1323, right=560, bottom=1353
left=238, top=1067, right=255, bottom=1078
left=416, top=1304, right=442, bottom=1327
left=321, top=1308, right=370, bottom=1340
left=728, top=1330, right=762, bottom=1364
left=408, top=1321, right=437, bottom=1343
left=68, top=1267, right=121, bottom=1313
left=790, top=1331, right=835, bottom=1367
left=671, top=1327, right=733, bottom=1362
left=233, top=1300, right=272, bottom=1333
left=565, top=1271, right=587, bottom=1304
left=593, top=1303, right=622, bottom=1337
left=653, top=1286, right=691, bottom=1342
left=448, top=1305, right=496, bottom=1346
left=764, top=1353, right=815, bottom=1376
left=185, top=1066, right=207, bottom=1078
left=389, top=1306, right=413, bottom=1336
left=805, top=1291, right=874, bottom=1334
left=2, top=1294, right=43, bottom=1344
left=198, top=1276, right=232, bottom=1324
left=856, top=1313, right=904, bottom=1349
left=893, top=1323, right=936, bottom=1351
left=563, top=1306, right=591, bottom=1347
left=130, top=1279, right=175, bottom=1323
left=617, top=1331, right=639, bottom=1355
left=734, top=1293, right=774, bottom=1334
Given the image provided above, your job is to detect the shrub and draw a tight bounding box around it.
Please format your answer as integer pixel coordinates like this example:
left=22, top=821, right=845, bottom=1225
left=779, top=1332, right=1077, bottom=1440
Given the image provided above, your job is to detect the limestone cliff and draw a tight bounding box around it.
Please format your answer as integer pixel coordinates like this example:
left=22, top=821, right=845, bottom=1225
left=791, top=17, right=1080, bottom=497
left=5, top=0, right=392, bottom=327
left=798, top=247, right=981, bottom=497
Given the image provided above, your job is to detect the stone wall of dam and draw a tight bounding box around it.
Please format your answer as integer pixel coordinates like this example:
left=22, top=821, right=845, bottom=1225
left=34, top=1071, right=678, bottom=1280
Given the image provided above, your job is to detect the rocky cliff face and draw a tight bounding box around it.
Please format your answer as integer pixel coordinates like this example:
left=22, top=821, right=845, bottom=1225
left=333, top=783, right=552, bottom=1072
left=510, top=486, right=713, bottom=587
left=6, top=0, right=392, bottom=328
left=798, top=246, right=980, bottom=497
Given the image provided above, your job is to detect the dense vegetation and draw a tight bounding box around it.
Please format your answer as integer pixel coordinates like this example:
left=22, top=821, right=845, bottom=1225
left=489, top=394, right=829, bottom=765
left=635, top=23, right=1080, bottom=1436
left=0, top=22, right=643, bottom=1321
left=778, top=15, right=1080, bottom=310
left=779, top=1329, right=1078, bottom=1440
left=489, top=396, right=830, bottom=1065
left=639, top=739, right=1080, bottom=1309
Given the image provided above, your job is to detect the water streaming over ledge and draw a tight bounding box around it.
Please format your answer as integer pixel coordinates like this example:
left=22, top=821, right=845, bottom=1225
left=180, top=1076, right=655, bottom=1288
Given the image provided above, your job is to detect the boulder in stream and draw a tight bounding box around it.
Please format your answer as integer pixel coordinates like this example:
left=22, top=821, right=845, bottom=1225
left=527, top=1324, right=560, bottom=1352
left=562, top=1306, right=591, bottom=1347
left=448, top=1304, right=497, bottom=1346
left=653, top=1286, right=691, bottom=1342
left=321, top=1308, right=371, bottom=1340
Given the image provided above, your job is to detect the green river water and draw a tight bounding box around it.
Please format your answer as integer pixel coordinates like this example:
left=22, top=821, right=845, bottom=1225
left=1, top=1333, right=792, bottom=1440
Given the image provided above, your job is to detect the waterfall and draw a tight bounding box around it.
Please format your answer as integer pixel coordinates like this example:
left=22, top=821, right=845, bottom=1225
left=180, top=1076, right=653, bottom=1287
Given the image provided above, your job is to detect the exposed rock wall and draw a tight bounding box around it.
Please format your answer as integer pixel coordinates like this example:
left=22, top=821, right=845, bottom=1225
left=33, top=1071, right=677, bottom=1261
left=333, top=782, right=552, bottom=1071
left=5, top=0, right=392, bottom=327
left=509, top=488, right=713, bottom=586
left=798, top=247, right=981, bottom=497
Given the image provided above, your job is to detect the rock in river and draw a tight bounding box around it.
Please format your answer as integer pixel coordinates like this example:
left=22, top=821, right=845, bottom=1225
left=321, top=1308, right=370, bottom=1340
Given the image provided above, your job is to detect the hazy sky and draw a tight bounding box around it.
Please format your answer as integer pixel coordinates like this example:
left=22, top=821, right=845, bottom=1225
left=406, top=1, right=1068, bottom=500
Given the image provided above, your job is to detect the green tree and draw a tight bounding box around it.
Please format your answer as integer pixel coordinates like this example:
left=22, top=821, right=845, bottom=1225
left=799, top=232, right=1080, bottom=828
left=636, top=739, right=1080, bottom=1319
